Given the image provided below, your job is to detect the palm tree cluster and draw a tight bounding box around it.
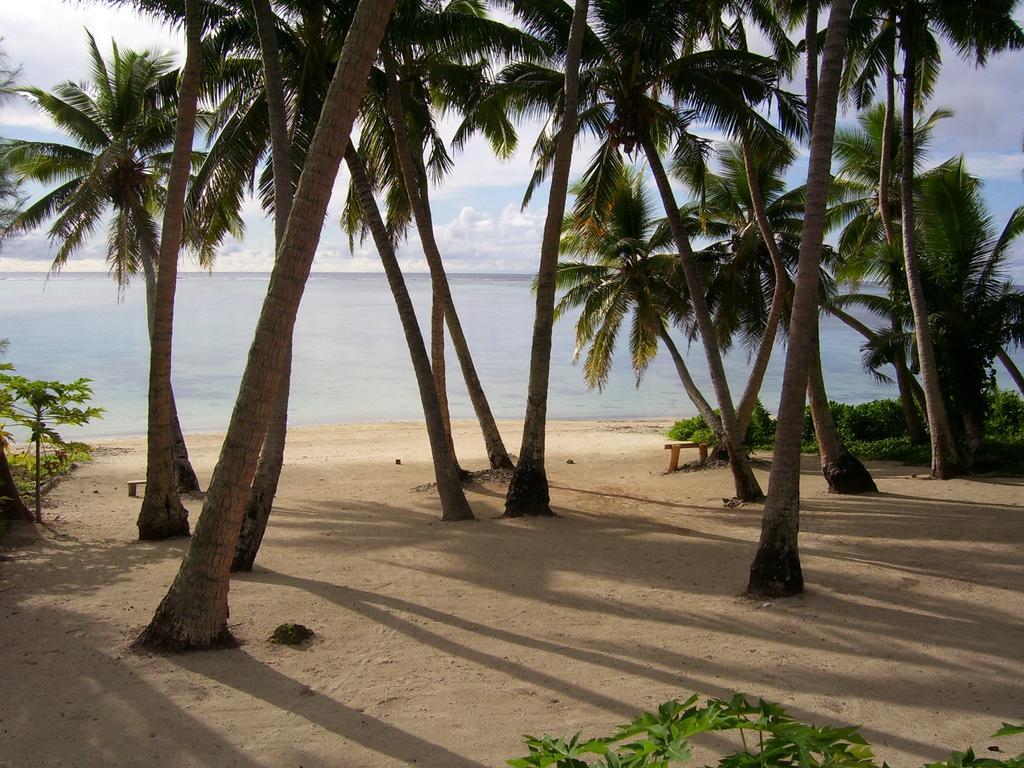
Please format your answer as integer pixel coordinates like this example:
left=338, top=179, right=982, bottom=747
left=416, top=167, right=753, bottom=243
left=0, top=0, right=1021, bottom=644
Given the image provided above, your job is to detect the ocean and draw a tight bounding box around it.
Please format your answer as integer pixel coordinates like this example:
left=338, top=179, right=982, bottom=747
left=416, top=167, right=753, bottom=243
left=1, top=272, right=1018, bottom=440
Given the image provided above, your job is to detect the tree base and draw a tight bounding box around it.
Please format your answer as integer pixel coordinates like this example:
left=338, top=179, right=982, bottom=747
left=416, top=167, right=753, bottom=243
left=728, top=451, right=765, bottom=503
left=489, top=453, right=516, bottom=472
left=823, top=452, right=877, bottom=494
left=132, top=621, right=237, bottom=654
left=175, top=458, right=203, bottom=496
left=504, top=462, right=555, bottom=518
left=747, top=543, right=804, bottom=598
left=137, top=494, right=191, bottom=541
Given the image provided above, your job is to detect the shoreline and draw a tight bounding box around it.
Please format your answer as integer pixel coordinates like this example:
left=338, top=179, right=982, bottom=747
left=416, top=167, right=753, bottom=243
left=75, top=416, right=680, bottom=444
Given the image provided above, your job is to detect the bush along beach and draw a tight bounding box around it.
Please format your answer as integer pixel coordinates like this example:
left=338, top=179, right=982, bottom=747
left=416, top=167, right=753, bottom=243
left=668, top=392, right=1024, bottom=474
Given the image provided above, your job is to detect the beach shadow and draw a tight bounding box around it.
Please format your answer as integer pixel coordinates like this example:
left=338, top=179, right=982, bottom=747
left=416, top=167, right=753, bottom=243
left=0, top=604, right=264, bottom=768
left=171, top=650, right=488, bottom=768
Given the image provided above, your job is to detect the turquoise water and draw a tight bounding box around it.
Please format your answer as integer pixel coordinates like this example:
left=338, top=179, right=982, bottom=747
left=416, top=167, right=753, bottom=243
left=1, top=272, right=1019, bottom=440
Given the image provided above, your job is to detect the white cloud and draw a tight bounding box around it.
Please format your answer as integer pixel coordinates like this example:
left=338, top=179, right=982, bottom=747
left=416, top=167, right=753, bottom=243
left=2, top=1, right=180, bottom=131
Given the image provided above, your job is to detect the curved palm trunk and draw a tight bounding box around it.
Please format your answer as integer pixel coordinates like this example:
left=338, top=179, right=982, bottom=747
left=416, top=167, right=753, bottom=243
left=657, top=328, right=723, bottom=436
left=381, top=52, right=513, bottom=472
left=898, top=2, right=958, bottom=479
left=641, top=136, right=763, bottom=502
left=1, top=445, right=31, bottom=524
left=735, top=135, right=791, bottom=437
left=878, top=28, right=897, bottom=246
left=805, top=1, right=818, bottom=125
left=233, top=336, right=292, bottom=571
left=139, top=251, right=202, bottom=495
left=232, top=0, right=298, bottom=573
left=892, top=336, right=927, bottom=444
left=829, top=304, right=926, bottom=441
left=346, top=146, right=473, bottom=519
left=808, top=325, right=877, bottom=493
left=997, top=349, right=1024, bottom=395
left=136, top=0, right=203, bottom=541
left=134, top=0, right=397, bottom=651
left=747, top=0, right=853, bottom=598
left=503, top=0, right=590, bottom=517
left=430, top=294, right=460, bottom=470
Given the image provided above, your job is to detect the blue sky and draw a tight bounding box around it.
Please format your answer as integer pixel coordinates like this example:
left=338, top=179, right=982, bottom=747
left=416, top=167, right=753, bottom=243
left=1, top=0, right=1022, bottom=276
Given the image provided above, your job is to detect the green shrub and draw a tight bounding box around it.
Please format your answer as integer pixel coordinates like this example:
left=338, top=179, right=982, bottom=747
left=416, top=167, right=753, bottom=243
left=845, top=437, right=931, bottom=464
left=667, top=415, right=711, bottom=443
left=833, top=399, right=909, bottom=443
left=985, top=390, right=1024, bottom=437
left=667, top=392, right=1024, bottom=473
left=666, top=400, right=774, bottom=450
left=746, top=399, right=776, bottom=449
left=509, top=695, right=1023, bottom=768
left=8, top=440, right=93, bottom=497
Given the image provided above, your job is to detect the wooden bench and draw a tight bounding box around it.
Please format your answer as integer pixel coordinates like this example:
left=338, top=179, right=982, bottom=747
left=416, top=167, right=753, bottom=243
left=664, top=441, right=709, bottom=472
left=127, top=479, right=146, bottom=497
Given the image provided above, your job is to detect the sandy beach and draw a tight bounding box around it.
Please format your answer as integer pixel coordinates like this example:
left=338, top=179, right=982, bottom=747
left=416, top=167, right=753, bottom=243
left=1, top=419, right=1022, bottom=768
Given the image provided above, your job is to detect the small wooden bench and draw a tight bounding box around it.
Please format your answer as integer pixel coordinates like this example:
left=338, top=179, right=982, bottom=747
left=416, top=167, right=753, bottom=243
left=664, top=441, right=709, bottom=472
left=127, top=479, right=146, bottom=498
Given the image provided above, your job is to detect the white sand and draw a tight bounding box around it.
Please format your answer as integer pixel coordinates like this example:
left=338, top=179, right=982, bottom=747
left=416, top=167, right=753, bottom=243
left=1, top=419, right=1022, bottom=768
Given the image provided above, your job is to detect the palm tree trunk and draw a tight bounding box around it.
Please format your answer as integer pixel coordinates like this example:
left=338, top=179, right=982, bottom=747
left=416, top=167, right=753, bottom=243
left=641, top=136, right=763, bottom=502
left=503, top=0, right=590, bottom=517
left=0, top=445, right=31, bottom=524
left=805, top=1, right=818, bottom=126
left=878, top=26, right=897, bottom=246
left=735, top=134, right=791, bottom=436
left=808, top=324, right=877, bottom=493
left=657, top=328, right=723, bottom=437
left=232, top=0, right=298, bottom=573
left=431, top=293, right=456, bottom=456
left=136, top=0, right=203, bottom=540
left=898, top=1, right=958, bottom=479
left=380, top=51, right=512, bottom=472
left=997, top=349, right=1024, bottom=395
left=139, top=249, right=202, bottom=494
left=747, top=0, right=853, bottom=598
left=346, top=146, right=473, bottom=520
left=33, top=428, right=41, bottom=523
left=133, top=0, right=397, bottom=652
left=445, top=299, right=514, bottom=470
left=829, top=304, right=926, bottom=441
left=233, top=336, right=292, bottom=572
left=892, top=335, right=927, bottom=444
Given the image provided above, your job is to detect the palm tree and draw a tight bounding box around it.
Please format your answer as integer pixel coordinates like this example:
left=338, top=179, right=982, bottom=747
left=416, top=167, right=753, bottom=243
left=831, top=103, right=952, bottom=443
left=346, top=0, right=544, bottom=475
left=894, top=0, right=1023, bottom=478
left=232, top=0, right=297, bottom=572
left=0, top=47, right=23, bottom=236
left=345, top=144, right=473, bottom=519
left=0, top=33, right=224, bottom=510
left=365, top=0, right=540, bottom=473
left=137, top=0, right=209, bottom=540
left=553, top=167, right=722, bottom=429
left=500, top=0, right=589, bottom=517
left=747, top=0, right=855, bottom=598
left=204, top=0, right=485, bottom=543
left=497, top=0, right=785, bottom=502
left=915, top=157, right=1024, bottom=455
left=135, top=0, right=397, bottom=651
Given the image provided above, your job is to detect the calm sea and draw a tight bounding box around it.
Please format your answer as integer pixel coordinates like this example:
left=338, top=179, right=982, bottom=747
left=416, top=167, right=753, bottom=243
left=1, top=272, right=1019, bottom=440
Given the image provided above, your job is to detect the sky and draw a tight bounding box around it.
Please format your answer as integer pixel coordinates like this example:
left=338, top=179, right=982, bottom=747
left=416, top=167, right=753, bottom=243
left=1, top=1, right=1023, bottom=275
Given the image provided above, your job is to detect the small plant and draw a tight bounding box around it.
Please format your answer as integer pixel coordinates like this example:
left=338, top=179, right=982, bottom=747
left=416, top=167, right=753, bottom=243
left=0, top=366, right=103, bottom=522
left=269, top=622, right=315, bottom=645
left=510, top=695, right=1024, bottom=768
